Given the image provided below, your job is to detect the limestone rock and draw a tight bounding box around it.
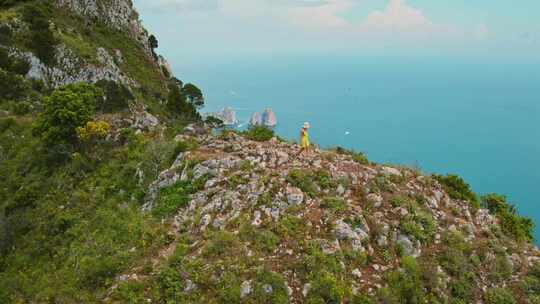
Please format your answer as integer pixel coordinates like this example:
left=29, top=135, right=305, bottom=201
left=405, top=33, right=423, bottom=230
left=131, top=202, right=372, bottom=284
left=397, top=235, right=421, bottom=257
left=217, top=107, right=238, bottom=125
left=250, top=112, right=262, bottom=126
left=261, top=108, right=277, bottom=127
left=286, top=187, right=304, bottom=205
left=381, top=166, right=402, bottom=176
left=240, top=280, right=252, bottom=298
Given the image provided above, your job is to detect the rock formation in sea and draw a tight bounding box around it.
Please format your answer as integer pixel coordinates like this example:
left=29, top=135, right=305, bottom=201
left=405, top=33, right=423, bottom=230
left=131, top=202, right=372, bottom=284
left=218, top=107, right=238, bottom=126
left=261, top=108, right=277, bottom=127
left=249, top=108, right=277, bottom=127
left=249, top=112, right=262, bottom=126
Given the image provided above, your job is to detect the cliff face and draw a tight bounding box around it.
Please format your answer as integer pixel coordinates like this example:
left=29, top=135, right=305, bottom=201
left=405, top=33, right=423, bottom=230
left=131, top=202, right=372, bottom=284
left=55, top=0, right=154, bottom=56
left=1, top=0, right=170, bottom=92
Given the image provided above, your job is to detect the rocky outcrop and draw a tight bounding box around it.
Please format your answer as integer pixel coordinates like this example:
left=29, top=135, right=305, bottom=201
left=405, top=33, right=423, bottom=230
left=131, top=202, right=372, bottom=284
left=20, top=44, right=137, bottom=88
left=113, top=128, right=540, bottom=303
left=55, top=0, right=154, bottom=57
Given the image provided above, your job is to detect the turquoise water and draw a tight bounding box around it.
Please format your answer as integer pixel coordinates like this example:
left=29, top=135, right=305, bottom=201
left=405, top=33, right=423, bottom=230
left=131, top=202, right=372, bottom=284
left=173, top=55, right=540, bottom=241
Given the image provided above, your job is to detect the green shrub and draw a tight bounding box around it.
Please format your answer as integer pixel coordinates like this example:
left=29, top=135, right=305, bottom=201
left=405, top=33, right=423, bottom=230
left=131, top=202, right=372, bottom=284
left=95, top=80, right=134, bottom=113
left=0, top=117, right=15, bottom=133
left=0, top=24, right=12, bottom=45
left=0, top=69, right=29, bottom=100
left=169, top=139, right=198, bottom=164
left=399, top=212, right=435, bottom=243
left=239, top=224, right=279, bottom=253
left=321, top=196, right=347, bottom=213
left=334, top=146, right=369, bottom=165
left=11, top=101, right=31, bottom=115
left=481, top=194, right=534, bottom=242
left=314, top=169, right=337, bottom=190
left=433, top=174, right=479, bottom=209
left=217, top=271, right=242, bottom=304
left=302, top=245, right=343, bottom=276
left=379, top=256, right=425, bottom=304
left=484, top=288, right=517, bottom=304
left=33, top=83, right=102, bottom=146
left=243, top=125, right=275, bottom=142
left=277, top=215, right=305, bottom=239
left=204, top=231, right=239, bottom=257
left=157, top=266, right=184, bottom=301
left=153, top=180, right=195, bottom=218
left=0, top=49, right=30, bottom=76
left=449, top=273, right=475, bottom=302
left=287, top=169, right=318, bottom=197
left=306, top=271, right=345, bottom=304
left=369, top=174, right=394, bottom=193
left=351, top=294, right=375, bottom=304
left=488, top=254, right=513, bottom=283
left=22, top=2, right=58, bottom=67
left=252, top=268, right=289, bottom=304
left=390, top=195, right=410, bottom=208
left=111, top=281, right=146, bottom=303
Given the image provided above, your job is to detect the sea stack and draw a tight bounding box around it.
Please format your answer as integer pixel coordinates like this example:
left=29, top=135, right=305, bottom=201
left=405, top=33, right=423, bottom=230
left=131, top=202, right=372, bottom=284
left=219, top=107, right=238, bottom=125
left=249, top=112, right=262, bottom=126
left=261, top=108, right=277, bottom=127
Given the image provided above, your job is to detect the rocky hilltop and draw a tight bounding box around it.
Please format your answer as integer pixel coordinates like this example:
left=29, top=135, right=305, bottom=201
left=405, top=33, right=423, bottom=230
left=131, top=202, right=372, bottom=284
left=104, top=126, right=540, bottom=303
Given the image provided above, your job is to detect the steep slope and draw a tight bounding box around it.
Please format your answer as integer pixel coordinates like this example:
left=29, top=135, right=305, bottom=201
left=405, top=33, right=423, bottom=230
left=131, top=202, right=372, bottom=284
left=1, top=0, right=170, bottom=94
left=0, top=1, right=201, bottom=302
left=105, top=128, right=540, bottom=304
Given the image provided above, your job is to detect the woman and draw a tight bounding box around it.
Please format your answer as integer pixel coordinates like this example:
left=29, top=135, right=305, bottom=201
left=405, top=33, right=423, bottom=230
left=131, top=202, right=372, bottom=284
left=298, top=122, right=310, bottom=156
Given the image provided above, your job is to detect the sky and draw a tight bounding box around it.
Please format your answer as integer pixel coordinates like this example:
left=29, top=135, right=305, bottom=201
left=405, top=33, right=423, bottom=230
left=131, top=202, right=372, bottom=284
left=132, top=0, right=540, bottom=62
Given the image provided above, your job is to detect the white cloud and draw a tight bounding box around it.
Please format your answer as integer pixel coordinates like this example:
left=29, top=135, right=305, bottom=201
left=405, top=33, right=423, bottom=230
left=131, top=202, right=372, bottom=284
left=134, top=0, right=496, bottom=56
left=287, top=0, right=352, bottom=29
left=359, top=0, right=435, bottom=33
left=140, top=0, right=218, bottom=12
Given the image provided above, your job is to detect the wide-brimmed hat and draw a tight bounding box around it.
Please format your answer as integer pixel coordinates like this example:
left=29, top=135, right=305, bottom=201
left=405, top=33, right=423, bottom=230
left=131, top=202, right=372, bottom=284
left=303, top=122, right=310, bottom=129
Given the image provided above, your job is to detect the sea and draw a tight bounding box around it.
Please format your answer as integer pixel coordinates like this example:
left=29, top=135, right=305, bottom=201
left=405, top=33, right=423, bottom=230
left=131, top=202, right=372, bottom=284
left=173, top=54, right=540, bottom=241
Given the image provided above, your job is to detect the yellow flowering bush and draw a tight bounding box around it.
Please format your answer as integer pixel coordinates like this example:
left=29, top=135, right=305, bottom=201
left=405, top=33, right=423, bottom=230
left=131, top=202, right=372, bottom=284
left=77, top=120, right=110, bottom=141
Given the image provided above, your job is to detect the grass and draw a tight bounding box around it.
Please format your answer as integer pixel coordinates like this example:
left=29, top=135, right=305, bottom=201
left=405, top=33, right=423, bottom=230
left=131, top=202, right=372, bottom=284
left=0, top=121, right=170, bottom=302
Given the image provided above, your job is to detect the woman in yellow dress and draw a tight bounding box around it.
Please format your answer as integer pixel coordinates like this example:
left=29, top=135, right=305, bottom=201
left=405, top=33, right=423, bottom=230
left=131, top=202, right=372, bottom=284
left=298, top=122, right=310, bottom=156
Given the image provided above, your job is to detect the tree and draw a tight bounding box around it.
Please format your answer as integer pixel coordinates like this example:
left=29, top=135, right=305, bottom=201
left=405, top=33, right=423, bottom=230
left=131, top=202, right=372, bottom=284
left=0, top=70, right=29, bottom=101
left=166, top=83, right=199, bottom=121
left=21, top=3, right=58, bottom=67
left=0, top=24, right=12, bottom=46
left=34, top=83, right=102, bottom=146
left=148, top=35, right=158, bottom=60
left=149, top=35, right=158, bottom=50
left=95, top=79, right=134, bottom=113
left=181, top=83, right=204, bottom=108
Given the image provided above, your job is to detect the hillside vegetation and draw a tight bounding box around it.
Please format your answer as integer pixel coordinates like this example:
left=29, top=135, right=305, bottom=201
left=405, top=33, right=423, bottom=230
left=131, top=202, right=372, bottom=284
left=1, top=1, right=539, bottom=304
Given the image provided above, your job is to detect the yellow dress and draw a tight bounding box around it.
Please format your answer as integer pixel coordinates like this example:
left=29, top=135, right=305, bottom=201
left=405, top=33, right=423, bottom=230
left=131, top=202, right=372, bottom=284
left=301, top=130, right=310, bottom=148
